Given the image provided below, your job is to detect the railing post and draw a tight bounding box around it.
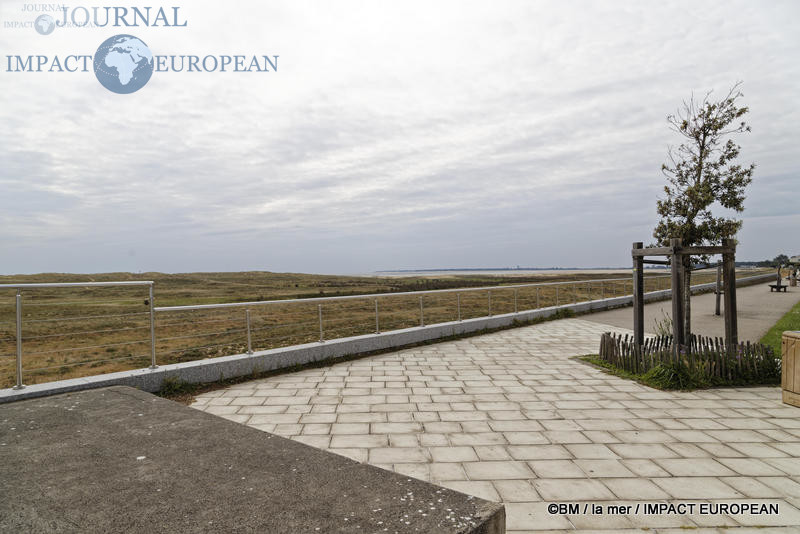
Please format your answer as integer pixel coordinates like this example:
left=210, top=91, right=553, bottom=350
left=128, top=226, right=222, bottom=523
left=587, top=282, right=590, bottom=301
left=488, top=290, right=492, bottom=316
left=419, top=296, right=424, bottom=327
left=573, top=283, right=577, bottom=304
left=318, top=304, right=324, bottom=342
left=632, top=242, right=644, bottom=348
left=555, top=286, right=559, bottom=306
left=375, top=299, right=380, bottom=334
left=670, top=238, right=685, bottom=353
left=536, top=287, right=540, bottom=308
left=148, top=284, right=157, bottom=369
left=246, top=309, right=253, bottom=354
left=722, top=239, right=738, bottom=353
left=601, top=281, right=604, bottom=300
left=514, top=289, right=518, bottom=313
left=14, top=290, right=24, bottom=390
left=715, top=263, right=722, bottom=316
left=457, top=293, right=461, bottom=322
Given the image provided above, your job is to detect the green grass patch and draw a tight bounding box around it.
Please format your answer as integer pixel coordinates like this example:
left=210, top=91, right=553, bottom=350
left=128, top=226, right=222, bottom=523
left=760, top=298, right=800, bottom=356
left=580, top=354, right=710, bottom=390
left=579, top=354, right=778, bottom=391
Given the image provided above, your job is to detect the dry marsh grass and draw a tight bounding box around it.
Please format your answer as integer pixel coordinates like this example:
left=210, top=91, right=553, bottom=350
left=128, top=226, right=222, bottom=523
left=0, top=269, right=763, bottom=388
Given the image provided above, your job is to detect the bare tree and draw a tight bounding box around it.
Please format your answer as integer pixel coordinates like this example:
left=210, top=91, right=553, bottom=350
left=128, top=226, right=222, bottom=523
left=654, top=82, right=755, bottom=340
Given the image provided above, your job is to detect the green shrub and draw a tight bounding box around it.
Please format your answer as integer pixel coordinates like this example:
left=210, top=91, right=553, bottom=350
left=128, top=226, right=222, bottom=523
left=159, top=375, right=194, bottom=396
left=643, top=362, right=710, bottom=390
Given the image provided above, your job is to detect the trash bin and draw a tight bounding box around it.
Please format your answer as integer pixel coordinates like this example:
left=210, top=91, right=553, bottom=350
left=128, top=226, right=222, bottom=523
left=783, top=331, right=800, bottom=408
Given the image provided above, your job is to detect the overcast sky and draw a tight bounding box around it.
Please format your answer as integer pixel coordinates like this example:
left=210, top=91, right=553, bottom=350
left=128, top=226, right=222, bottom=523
left=0, top=0, right=798, bottom=275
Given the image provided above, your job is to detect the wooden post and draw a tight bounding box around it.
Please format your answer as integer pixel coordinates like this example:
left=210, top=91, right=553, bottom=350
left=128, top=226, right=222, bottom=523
left=670, top=238, right=685, bottom=352
left=715, top=263, right=722, bottom=316
left=722, top=238, right=738, bottom=353
left=632, top=242, right=644, bottom=347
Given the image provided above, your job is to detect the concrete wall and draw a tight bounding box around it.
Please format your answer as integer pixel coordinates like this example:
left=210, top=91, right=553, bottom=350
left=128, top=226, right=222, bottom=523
left=0, top=272, right=775, bottom=403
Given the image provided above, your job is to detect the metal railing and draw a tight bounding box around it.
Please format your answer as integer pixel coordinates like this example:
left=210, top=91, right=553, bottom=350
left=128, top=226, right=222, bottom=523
left=149, top=269, right=745, bottom=360
left=1, top=269, right=773, bottom=389
left=153, top=276, right=646, bottom=344
left=0, top=281, right=155, bottom=390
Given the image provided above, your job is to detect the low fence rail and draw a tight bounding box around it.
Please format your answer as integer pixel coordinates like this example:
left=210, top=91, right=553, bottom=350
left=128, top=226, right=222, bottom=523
left=598, top=331, right=780, bottom=384
left=0, top=269, right=775, bottom=389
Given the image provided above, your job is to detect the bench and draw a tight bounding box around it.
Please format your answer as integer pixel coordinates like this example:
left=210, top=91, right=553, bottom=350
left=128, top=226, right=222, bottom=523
left=770, top=284, right=788, bottom=292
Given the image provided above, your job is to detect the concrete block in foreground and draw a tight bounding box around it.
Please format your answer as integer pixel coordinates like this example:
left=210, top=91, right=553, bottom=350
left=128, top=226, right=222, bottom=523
left=0, top=386, right=504, bottom=534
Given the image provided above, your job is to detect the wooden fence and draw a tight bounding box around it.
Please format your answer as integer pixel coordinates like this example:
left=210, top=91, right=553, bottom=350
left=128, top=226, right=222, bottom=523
left=598, top=332, right=780, bottom=383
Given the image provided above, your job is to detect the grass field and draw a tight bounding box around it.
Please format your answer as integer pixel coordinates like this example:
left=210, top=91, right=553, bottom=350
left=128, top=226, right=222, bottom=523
left=0, top=269, right=766, bottom=388
left=760, top=297, right=800, bottom=356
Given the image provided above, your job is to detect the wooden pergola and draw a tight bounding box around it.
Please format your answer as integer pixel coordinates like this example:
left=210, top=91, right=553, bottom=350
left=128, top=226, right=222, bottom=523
left=631, top=237, right=738, bottom=354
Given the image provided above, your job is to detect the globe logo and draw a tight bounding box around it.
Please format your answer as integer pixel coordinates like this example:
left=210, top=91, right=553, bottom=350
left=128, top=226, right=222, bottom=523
left=35, top=14, right=56, bottom=35
left=93, top=35, right=154, bottom=95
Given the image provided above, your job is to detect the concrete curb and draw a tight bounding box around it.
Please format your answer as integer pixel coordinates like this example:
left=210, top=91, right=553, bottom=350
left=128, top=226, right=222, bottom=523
left=0, top=272, right=775, bottom=403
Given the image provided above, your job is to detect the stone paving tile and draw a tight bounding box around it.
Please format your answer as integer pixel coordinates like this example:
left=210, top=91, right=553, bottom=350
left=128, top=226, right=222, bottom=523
left=619, top=459, right=671, bottom=478
left=430, top=462, right=467, bottom=481
left=505, top=502, right=572, bottom=530
left=763, top=458, right=800, bottom=476
left=717, top=458, right=788, bottom=477
left=534, top=478, right=617, bottom=501
left=191, top=317, right=800, bottom=532
left=652, top=477, right=743, bottom=498
left=507, top=444, right=571, bottom=460
left=760, top=477, right=800, bottom=496
left=655, top=458, right=737, bottom=477
left=438, top=480, right=500, bottom=501
left=528, top=460, right=585, bottom=478
left=429, top=446, right=478, bottom=463
left=463, top=461, right=533, bottom=480
left=564, top=444, right=619, bottom=459
left=600, top=477, right=671, bottom=499
left=736, top=442, right=791, bottom=457
left=722, top=476, right=784, bottom=498
left=369, top=447, right=430, bottom=463
left=665, top=442, right=714, bottom=458
left=567, top=508, right=635, bottom=530
left=608, top=443, right=679, bottom=458
left=492, top=480, right=541, bottom=502
left=573, top=459, right=635, bottom=478
left=474, top=445, right=513, bottom=461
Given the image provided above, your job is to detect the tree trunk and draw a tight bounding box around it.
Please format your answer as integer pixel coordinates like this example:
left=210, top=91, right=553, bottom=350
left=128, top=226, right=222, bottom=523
left=683, top=256, right=692, bottom=344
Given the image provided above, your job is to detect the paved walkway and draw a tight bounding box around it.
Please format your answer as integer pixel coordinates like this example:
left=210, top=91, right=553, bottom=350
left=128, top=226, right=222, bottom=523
left=192, top=316, right=800, bottom=533
left=585, top=281, right=798, bottom=342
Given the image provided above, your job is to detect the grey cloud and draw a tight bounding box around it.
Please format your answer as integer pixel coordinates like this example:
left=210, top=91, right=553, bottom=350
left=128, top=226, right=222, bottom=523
left=0, top=0, right=798, bottom=273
